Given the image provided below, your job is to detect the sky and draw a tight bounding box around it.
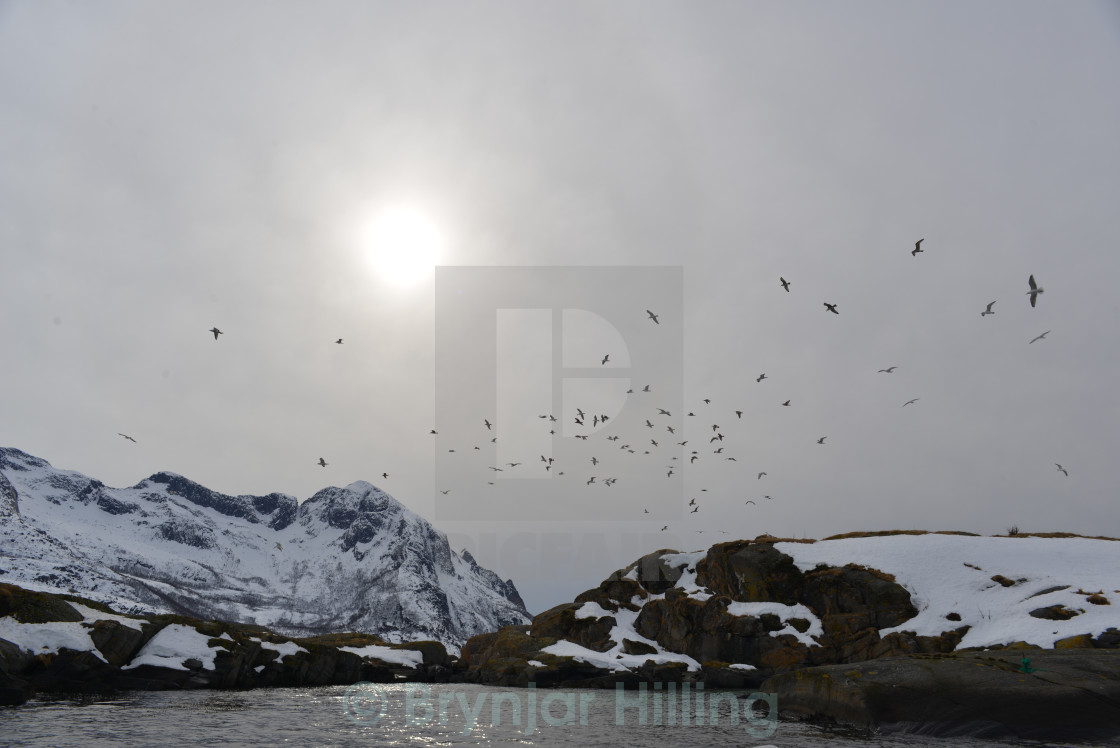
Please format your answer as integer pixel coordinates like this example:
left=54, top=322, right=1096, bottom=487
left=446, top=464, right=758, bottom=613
left=2, top=1, right=1119, bottom=615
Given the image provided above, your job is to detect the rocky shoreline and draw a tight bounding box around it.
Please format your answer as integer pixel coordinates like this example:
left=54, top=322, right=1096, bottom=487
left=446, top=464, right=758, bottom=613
left=6, top=533, right=1120, bottom=741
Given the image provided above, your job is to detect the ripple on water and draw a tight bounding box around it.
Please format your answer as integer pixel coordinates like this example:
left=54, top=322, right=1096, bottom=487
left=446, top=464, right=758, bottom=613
left=0, top=684, right=1107, bottom=748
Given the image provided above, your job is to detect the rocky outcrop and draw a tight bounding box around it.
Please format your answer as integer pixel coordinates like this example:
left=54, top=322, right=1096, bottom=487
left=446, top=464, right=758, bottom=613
left=0, top=583, right=449, bottom=705
left=457, top=537, right=1119, bottom=689
left=763, top=649, right=1120, bottom=741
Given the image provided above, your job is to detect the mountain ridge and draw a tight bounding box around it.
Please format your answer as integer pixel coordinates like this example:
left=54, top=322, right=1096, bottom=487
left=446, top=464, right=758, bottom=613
left=0, top=446, right=530, bottom=649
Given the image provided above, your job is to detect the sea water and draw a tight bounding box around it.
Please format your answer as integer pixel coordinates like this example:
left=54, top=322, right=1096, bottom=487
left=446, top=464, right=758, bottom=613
left=0, top=683, right=1103, bottom=747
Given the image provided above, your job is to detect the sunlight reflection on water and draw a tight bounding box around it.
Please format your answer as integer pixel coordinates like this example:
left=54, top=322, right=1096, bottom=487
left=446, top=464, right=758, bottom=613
left=0, top=683, right=1106, bottom=748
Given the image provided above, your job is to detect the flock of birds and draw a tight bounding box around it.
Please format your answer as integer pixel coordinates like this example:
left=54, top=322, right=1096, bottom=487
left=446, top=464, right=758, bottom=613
left=112, top=253, right=1066, bottom=534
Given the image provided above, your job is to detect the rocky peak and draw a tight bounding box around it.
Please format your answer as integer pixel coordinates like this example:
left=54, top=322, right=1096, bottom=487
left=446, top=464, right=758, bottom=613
left=142, top=471, right=298, bottom=530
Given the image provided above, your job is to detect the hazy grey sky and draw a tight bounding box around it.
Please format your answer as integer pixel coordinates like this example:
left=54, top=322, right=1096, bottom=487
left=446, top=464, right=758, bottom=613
left=3, top=1, right=1119, bottom=613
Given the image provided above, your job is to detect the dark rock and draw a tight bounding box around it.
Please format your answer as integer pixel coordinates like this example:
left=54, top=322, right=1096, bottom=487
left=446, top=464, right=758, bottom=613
left=0, top=583, right=84, bottom=623
left=614, top=549, right=685, bottom=594
left=88, top=619, right=146, bottom=667
left=1029, top=605, right=1080, bottom=620
left=762, top=649, right=1120, bottom=742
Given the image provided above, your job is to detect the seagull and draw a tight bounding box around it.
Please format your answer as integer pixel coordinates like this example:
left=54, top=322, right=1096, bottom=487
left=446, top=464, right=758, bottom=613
left=601, top=354, right=610, bottom=365
left=780, top=277, right=791, bottom=292
left=690, top=506, right=699, bottom=514
left=645, top=419, right=654, bottom=428
left=824, top=303, right=839, bottom=315
left=117, top=433, right=137, bottom=443
left=745, top=500, right=756, bottom=505
left=912, top=238, right=924, bottom=256
left=817, top=437, right=827, bottom=444
left=758, top=472, right=767, bottom=480
left=318, top=457, right=327, bottom=467
left=661, top=525, right=668, bottom=531
left=642, top=385, right=651, bottom=392
left=657, top=408, right=671, bottom=416
left=430, top=429, right=438, bottom=434
left=381, top=472, right=389, bottom=479
left=688, top=498, right=696, bottom=506
left=209, top=327, right=223, bottom=340
left=506, top=462, right=521, bottom=467
left=756, top=373, right=767, bottom=383
left=781, top=400, right=790, bottom=407
left=646, top=310, right=660, bottom=324
left=587, top=477, right=596, bottom=485
left=1027, top=275, right=1044, bottom=307
left=1055, top=463, right=1069, bottom=476
left=484, top=419, right=492, bottom=430
left=576, top=408, right=586, bottom=420
left=335, top=338, right=343, bottom=344
left=591, top=457, right=599, bottom=465
left=440, top=490, right=450, bottom=494
left=489, top=467, right=503, bottom=472
left=735, top=410, right=742, bottom=418
left=903, top=398, right=920, bottom=406
left=981, top=301, right=996, bottom=317
left=1029, top=331, right=1051, bottom=344
left=275, top=542, right=283, bottom=551
left=878, top=366, right=898, bottom=373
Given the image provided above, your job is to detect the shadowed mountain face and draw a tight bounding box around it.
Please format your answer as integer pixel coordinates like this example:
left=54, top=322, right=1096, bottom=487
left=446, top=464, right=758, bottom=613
left=0, top=447, right=529, bottom=648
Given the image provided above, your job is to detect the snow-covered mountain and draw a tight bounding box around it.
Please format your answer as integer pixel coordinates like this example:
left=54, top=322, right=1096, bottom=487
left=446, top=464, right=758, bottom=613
left=0, top=447, right=530, bottom=648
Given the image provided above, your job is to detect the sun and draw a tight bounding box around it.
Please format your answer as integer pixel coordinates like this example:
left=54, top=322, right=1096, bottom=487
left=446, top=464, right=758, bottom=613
left=363, top=205, right=443, bottom=286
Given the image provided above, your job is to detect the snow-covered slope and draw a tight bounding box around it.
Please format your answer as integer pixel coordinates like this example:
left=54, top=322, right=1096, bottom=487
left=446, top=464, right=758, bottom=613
left=0, top=447, right=530, bottom=648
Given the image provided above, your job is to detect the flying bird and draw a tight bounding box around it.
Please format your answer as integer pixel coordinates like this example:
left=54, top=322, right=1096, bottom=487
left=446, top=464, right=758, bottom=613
left=981, top=301, right=996, bottom=317
left=1055, top=463, right=1069, bottom=476
left=317, top=457, right=327, bottom=467
left=381, top=472, right=389, bottom=479
left=601, top=354, right=610, bottom=365
left=912, top=239, right=924, bottom=256
left=690, top=506, right=699, bottom=514
left=735, top=410, right=742, bottom=419
left=779, top=277, right=790, bottom=292
left=781, top=400, right=791, bottom=407
left=335, top=338, right=343, bottom=344
left=1029, top=331, right=1051, bottom=344
left=274, top=542, right=283, bottom=551
left=440, top=490, right=450, bottom=494
left=209, top=327, right=223, bottom=340
left=1027, top=275, right=1044, bottom=307
left=903, top=398, right=920, bottom=406
left=484, top=419, right=492, bottom=429
left=756, top=373, right=767, bottom=383
left=642, top=385, right=651, bottom=392
left=878, top=366, right=898, bottom=373
left=745, top=500, right=756, bottom=505
left=661, top=526, right=668, bottom=532
left=646, top=310, right=660, bottom=324
left=823, top=303, right=839, bottom=315
left=117, top=433, right=137, bottom=443
left=657, top=408, right=671, bottom=416
left=757, top=472, right=767, bottom=479
left=817, top=437, right=827, bottom=444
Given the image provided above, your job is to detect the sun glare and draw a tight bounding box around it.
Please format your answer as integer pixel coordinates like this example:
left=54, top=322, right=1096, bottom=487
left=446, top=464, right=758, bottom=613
left=364, top=205, right=443, bottom=286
